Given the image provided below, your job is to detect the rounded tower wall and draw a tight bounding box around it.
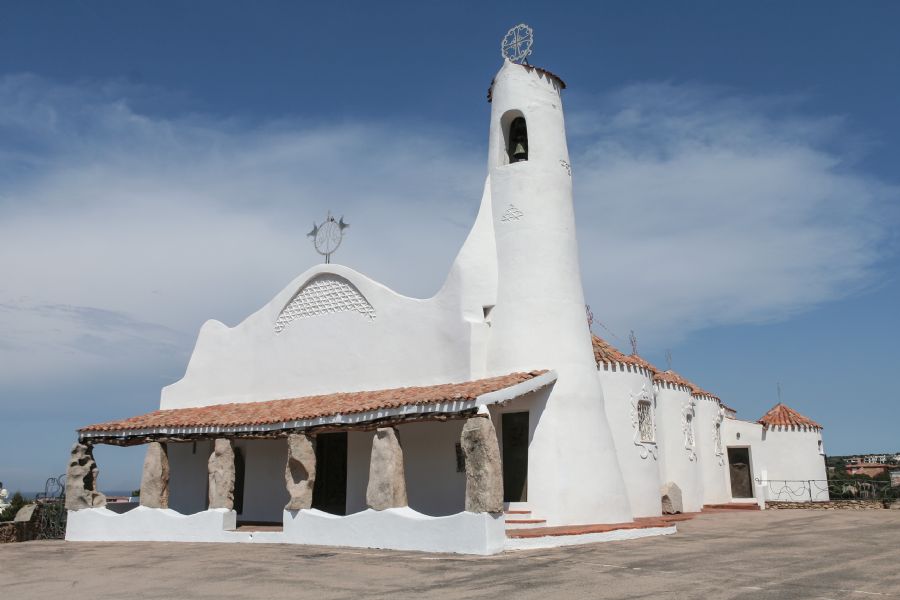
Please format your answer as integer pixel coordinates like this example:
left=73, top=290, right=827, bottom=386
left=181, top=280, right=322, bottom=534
left=694, top=396, right=731, bottom=505
left=654, top=383, right=705, bottom=513
left=483, top=60, right=633, bottom=525
left=599, top=364, right=664, bottom=518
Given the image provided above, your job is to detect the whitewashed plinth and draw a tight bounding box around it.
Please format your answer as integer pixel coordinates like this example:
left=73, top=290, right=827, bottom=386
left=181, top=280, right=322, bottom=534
left=273, top=507, right=506, bottom=555
left=66, top=506, right=506, bottom=555
left=66, top=506, right=245, bottom=543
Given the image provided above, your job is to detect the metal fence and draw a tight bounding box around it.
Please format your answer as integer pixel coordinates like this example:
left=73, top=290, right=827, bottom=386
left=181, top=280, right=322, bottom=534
left=757, top=478, right=897, bottom=503
left=31, top=474, right=67, bottom=540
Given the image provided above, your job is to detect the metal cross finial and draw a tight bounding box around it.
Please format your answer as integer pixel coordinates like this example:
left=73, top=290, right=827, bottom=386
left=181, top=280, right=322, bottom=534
left=777, top=382, right=783, bottom=403
left=665, top=349, right=673, bottom=371
left=501, top=24, right=533, bottom=64
left=307, top=210, right=349, bottom=264
left=629, top=330, right=638, bottom=355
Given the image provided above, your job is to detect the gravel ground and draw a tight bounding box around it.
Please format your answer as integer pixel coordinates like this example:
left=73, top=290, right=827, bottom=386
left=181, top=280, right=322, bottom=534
left=2, top=508, right=898, bottom=599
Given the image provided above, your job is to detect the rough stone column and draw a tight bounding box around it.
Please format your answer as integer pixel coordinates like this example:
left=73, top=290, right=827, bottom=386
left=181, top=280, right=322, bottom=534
left=661, top=481, right=684, bottom=514
left=460, top=416, right=504, bottom=513
left=64, top=442, right=106, bottom=510
left=366, top=427, right=408, bottom=510
left=139, top=442, right=169, bottom=508
left=285, top=433, right=316, bottom=510
left=208, top=439, right=236, bottom=510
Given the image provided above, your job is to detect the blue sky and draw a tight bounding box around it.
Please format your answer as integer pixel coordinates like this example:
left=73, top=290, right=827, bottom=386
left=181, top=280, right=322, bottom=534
left=1, top=1, right=898, bottom=492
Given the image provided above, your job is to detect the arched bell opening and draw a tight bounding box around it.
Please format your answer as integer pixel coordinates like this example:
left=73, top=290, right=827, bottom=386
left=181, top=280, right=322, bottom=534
left=500, top=110, right=528, bottom=164
left=507, top=117, right=528, bottom=163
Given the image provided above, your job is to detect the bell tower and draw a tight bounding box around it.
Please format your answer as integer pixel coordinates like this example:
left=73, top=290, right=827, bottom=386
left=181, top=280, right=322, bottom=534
left=485, top=58, right=634, bottom=525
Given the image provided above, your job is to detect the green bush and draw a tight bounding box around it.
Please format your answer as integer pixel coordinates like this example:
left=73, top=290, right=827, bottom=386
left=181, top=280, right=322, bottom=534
left=0, top=492, right=28, bottom=521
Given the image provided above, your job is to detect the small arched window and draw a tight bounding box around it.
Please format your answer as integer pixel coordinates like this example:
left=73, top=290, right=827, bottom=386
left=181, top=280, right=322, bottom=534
left=507, top=117, right=528, bottom=163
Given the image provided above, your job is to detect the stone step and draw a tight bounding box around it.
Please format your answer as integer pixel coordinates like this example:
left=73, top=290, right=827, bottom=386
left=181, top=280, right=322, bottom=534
left=703, top=503, right=760, bottom=511
left=505, top=518, right=547, bottom=530
left=506, top=514, right=694, bottom=539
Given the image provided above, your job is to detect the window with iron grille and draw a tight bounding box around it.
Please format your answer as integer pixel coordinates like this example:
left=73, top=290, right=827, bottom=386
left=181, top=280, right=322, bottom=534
left=637, top=400, right=654, bottom=443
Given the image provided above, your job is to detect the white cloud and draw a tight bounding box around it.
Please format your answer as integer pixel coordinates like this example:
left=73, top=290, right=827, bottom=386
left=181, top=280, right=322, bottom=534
left=0, top=75, right=895, bottom=388
left=570, top=83, right=896, bottom=347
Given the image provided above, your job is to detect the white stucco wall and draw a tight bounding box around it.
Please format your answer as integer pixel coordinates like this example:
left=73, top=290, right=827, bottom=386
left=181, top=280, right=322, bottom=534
left=721, top=418, right=828, bottom=503
left=694, top=396, right=731, bottom=505
left=161, top=263, right=477, bottom=409
left=721, top=418, right=766, bottom=504
left=168, top=440, right=212, bottom=515
left=655, top=383, right=704, bottom=512
left=758, top=427, right=829, bottom=502
left=598, top=364, right=662, bottom=517
left=483, top=60, right=632, bottom=526
left=234, top=439, right=289, bottom=522
left=346, top=421, right=467, bottom=516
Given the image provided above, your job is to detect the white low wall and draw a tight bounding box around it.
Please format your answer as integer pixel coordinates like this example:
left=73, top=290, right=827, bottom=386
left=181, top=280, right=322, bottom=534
left=66, top=506, right=506, bottom=555
left=66, top=506, right=245, bottom=543
left=277, top=507, right=506, bottom=555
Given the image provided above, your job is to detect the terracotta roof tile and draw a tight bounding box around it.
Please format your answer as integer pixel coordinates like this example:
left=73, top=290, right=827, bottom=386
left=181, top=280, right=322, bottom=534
left=691, top=386, right=720, bottom=401
left=757, top=403, right=821, bottom=429
left=523, top=64, right=566, bottom=89
left=653, top=369, right=698, bottom=391
left=591, top=335, right=657, bottom=372
left=79, top=371, right=549, bottom=434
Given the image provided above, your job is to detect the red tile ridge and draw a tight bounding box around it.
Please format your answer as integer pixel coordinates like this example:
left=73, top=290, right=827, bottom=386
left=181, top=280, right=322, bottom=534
left=653, top=369, right=698, bottom=391
left=757, top=402, right=821, bottom=430
left=592, top=334, right=657, bottom=373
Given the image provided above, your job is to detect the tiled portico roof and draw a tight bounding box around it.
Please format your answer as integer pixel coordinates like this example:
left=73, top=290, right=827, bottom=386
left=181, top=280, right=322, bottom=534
left=758, top=403, right=821, bottom=430
left=79, top=370, right=553, bottom=436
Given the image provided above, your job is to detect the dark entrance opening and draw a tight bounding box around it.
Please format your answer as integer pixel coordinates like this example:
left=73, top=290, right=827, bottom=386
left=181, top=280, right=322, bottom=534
left=312, top=432, right=348, bottom=515
left=727, top=447, right=754, bottom=498
left=502, top=412, right=529, bottom=502
left=233, top=446, right=246, bottom=515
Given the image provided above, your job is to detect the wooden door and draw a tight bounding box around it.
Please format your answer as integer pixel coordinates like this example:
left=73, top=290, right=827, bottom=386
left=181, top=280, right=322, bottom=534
left=728, top=447, right=754, bottom=498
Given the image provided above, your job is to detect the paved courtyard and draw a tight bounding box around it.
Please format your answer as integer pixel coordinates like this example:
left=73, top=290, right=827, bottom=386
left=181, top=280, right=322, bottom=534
left=2, top=509, right=899, bottom=599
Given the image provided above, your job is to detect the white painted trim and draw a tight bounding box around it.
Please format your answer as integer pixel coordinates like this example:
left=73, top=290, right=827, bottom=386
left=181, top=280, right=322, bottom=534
left=80, top=371, right=558, bottom=441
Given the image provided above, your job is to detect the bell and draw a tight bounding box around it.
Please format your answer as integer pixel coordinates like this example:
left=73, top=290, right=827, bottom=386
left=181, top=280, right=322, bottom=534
left=512, top=142, right=527, bottom=161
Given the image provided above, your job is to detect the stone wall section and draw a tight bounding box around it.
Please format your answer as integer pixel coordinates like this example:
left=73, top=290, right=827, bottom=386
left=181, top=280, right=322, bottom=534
left=765, top=500, right=887, bottom=510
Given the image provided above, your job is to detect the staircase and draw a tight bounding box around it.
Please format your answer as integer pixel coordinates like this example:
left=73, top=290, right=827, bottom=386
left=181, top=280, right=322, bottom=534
left=504, top=505, right=546, bottom=531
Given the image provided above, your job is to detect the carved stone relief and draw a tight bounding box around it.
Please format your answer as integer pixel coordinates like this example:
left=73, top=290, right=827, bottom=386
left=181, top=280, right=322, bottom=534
left=629, top=384, right=658, bottom=460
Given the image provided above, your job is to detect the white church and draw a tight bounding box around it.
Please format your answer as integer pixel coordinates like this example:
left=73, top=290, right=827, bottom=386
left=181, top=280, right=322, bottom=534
left=65, top=28, right=828, bottom=554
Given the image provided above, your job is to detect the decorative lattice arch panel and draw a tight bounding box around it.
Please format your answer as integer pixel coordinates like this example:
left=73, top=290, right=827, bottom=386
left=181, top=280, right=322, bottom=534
left=274, top=274, right=376, bottom=333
